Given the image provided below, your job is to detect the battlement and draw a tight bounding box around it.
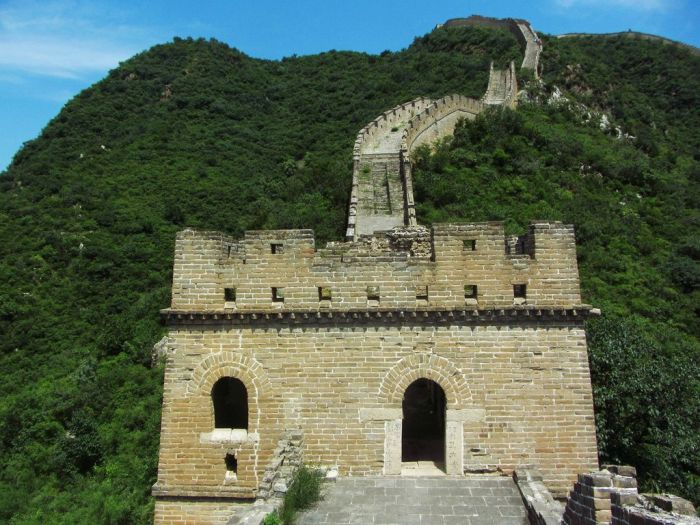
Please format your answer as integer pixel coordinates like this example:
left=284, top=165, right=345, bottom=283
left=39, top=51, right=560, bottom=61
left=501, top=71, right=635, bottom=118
left=353, top=97, right=434, bottom=159
left=168, top=221, right=586, bottom=314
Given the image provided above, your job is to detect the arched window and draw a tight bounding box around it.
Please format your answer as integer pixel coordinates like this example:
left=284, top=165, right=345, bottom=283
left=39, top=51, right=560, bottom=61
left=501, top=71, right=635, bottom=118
left=212, top=377, right=248, bottom=429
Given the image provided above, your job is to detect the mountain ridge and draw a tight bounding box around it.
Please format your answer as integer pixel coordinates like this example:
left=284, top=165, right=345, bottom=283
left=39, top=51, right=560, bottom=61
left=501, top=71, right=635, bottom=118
left=0, top=23, right=698, bottom=523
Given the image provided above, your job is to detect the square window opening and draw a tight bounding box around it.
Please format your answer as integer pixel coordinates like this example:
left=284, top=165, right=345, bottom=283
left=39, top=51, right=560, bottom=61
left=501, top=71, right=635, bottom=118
left=271, top=243, right=284, bottom=254
left=272, top=287, right=285, bottom=302
left=366, top=286, right=380, bottom=303
left=464, top=285, right=478, bottom=299
left=318, top=286, right=332, bottom=301
left=513, top=284, right=527, bottom=298
left=463, top=239, right=476, bottom=251
left=225, top=453, right=238, bottom=473
left=224, top=287, right=236, bottom=302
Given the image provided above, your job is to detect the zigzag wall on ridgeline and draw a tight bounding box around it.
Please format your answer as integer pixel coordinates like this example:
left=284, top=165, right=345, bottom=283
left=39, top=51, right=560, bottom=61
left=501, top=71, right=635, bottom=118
left=348, top=95, right=488, bottom=239
left=348, top=68, right=518, bottom=240
left=347, top=15, right=536, bottom=240
left=441, top=15, right=542, bottom=77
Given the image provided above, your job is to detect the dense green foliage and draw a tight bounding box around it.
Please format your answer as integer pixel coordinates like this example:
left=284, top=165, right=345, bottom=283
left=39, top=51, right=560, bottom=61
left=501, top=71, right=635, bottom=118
left=543, top=35, right=700, bottom=156
left=0, top=25, right=697, bottom=522
left=0, top=27, right=519, bottom=524
left=413, top=42, right=699, bottom=499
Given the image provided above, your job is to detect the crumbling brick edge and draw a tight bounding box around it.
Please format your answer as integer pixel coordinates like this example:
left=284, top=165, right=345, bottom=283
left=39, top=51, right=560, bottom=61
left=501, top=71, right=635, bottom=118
left=513, top=466, right=565, bottom=525
left=226, top=428, right=305, bottom=525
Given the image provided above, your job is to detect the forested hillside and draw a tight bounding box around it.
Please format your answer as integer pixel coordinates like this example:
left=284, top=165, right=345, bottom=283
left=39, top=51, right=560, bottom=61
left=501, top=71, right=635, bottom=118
left=0, top=25, right=697, bottom=523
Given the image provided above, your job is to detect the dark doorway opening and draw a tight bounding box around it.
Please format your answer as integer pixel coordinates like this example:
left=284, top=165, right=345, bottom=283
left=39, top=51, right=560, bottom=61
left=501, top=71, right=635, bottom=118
left=401, top=378, right=446, bottom=464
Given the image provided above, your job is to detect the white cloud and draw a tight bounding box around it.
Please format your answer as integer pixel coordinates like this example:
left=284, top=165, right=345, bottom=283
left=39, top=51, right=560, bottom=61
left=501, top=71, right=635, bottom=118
left=0, top=0, right=152, bottom=78
left=554, top=0, right=672, bottom=10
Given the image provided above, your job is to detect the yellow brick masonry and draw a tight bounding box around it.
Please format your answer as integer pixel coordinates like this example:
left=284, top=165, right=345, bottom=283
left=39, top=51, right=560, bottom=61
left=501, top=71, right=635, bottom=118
left=153, top=222, right=599, bottom=525
left=170, top=222, right=582, bottom=312
left=154, top=499, right=250, bottom=525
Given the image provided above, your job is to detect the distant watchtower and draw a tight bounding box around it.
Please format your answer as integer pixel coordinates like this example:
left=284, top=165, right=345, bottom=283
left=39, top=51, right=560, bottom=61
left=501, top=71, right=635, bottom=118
left=152, top=18, right=598, bottom=525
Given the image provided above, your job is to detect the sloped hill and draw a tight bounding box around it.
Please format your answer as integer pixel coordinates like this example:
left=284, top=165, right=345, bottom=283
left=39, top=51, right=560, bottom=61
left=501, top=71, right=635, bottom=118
left=0, top=25, right=698, bottom=523
left=0, top=26, right=522, bottom=524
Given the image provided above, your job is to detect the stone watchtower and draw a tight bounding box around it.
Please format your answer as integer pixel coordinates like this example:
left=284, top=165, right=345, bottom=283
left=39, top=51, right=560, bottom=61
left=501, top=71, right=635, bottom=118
left=153, top=21, right=599, bottom=525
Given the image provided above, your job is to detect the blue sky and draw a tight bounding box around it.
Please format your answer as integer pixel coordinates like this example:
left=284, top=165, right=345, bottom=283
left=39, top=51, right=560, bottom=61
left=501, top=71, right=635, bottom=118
left=1, top=0, right=698, bottom=171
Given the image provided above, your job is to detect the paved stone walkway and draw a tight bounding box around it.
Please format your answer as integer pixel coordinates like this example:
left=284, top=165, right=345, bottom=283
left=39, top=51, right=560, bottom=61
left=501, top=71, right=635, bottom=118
left=297, top=475, right=528, bottom=525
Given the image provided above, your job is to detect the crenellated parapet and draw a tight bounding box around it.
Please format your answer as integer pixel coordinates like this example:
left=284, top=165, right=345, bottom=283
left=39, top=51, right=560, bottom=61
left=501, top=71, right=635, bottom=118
left=401, top=94, right=485, bottom=153
left=167, top=221, right=588, bottom=316
left=353, top=97, right=433, bottom=159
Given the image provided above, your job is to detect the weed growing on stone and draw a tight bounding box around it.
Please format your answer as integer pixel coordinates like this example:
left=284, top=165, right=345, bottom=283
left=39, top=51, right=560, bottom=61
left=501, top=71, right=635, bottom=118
left=279, top=465, right=323, bottom=524
left=263, top=511, right=282, bottom=525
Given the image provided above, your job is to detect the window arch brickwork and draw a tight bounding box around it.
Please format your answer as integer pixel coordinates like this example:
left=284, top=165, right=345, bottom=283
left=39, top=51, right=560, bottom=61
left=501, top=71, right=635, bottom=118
left=189, top=353, right=271, bottom=431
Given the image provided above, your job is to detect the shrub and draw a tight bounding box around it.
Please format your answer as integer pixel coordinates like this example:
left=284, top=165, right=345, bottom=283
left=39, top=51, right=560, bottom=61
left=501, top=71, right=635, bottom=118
left=278, top=465, right=322, bottom=524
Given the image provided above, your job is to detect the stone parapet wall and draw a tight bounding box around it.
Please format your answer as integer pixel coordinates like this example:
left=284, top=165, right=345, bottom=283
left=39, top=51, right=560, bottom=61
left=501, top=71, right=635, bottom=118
left=169, top=222, right=585, bottom=313
left=401, top=94, right=485, bottom=153
left=513, top=467, right=565, bottom=525
left=353, top=97, right=433, bottom=160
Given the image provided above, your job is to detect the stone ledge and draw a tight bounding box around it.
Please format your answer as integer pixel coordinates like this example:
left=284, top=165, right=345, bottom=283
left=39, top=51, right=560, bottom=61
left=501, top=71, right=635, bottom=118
left=162, top=305, right=598, bottom=325
left=200, top=429, right=259, bottom=445
left=359, top=408, right=402, bottom=421
left=152, top=484, right=256, bottom=499
left=513, top=466, right=565, bottom=525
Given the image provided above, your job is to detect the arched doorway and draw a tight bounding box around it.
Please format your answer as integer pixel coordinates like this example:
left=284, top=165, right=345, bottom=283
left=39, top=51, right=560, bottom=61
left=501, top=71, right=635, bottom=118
left=401, top=379, right=446, bottom=468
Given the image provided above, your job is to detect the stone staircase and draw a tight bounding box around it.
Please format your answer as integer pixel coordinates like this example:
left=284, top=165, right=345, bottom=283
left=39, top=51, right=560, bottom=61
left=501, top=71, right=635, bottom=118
left=355, top=153, right=405, bottom=236
left=482, top=61, right=518, bottom=107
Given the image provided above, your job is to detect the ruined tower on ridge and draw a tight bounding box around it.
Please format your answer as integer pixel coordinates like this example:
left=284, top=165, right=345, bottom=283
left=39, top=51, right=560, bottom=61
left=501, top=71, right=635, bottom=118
left=153, top=17, right=599, bottom=525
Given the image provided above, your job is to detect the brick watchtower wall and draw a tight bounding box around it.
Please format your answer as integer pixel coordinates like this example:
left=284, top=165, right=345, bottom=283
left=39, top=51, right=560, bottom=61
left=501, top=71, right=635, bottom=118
left=153, top=223, right=599, bottom=524
left=153, top=21, right=599, bottom=524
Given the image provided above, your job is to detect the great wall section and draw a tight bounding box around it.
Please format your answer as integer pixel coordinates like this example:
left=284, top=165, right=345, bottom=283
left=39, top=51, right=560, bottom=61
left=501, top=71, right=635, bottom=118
left=347, top=15, right=531, bottom=241
left=152, top=16, right=699, bottom=525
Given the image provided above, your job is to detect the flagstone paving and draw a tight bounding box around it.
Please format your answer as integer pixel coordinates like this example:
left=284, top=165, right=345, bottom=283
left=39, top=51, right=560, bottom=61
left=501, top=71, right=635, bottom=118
left=296, top=475, right=529, bottom=525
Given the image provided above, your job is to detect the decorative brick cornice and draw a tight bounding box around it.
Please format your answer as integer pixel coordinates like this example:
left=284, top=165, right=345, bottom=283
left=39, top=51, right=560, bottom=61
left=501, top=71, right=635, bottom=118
left=161, top=305, right=599, bottom=326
